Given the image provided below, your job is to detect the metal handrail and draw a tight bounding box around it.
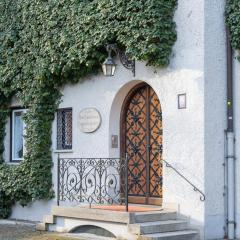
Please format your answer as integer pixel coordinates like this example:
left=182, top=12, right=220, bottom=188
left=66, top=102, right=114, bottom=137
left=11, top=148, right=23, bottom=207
left=162, top=159, right=206, bottom=201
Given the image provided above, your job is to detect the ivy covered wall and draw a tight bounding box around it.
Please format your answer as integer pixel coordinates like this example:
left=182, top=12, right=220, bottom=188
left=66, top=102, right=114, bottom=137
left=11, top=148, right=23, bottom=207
left=226, top=0, right=240, bottom=58
left=0, top=0, right=177, bottom=218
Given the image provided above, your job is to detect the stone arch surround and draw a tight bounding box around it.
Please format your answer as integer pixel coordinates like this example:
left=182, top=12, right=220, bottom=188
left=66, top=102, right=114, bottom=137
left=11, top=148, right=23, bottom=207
left=108, top=79, right=163, bottom=159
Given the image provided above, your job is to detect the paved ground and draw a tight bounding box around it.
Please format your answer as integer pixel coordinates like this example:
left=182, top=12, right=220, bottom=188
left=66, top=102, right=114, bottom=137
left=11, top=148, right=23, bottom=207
left=0, top=220, right=96, bottom=240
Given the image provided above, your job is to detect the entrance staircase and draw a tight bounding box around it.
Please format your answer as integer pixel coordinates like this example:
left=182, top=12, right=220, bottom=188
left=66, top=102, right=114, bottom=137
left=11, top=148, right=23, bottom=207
left=37, top=206, right=200, bottom=240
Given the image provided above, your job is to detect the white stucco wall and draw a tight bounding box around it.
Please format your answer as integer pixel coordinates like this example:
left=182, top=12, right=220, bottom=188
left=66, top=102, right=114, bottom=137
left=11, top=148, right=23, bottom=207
left=204, top=0, right=227, bottom=239
left=5, top=0, right=207, bottom=237
left=55, top=65, right=205, bottom=232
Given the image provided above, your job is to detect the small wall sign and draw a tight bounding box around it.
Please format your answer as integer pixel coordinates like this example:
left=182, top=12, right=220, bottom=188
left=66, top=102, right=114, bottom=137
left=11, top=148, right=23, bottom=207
left=111, top=135, right=118, bottom=148
left=178, top=94, right=187, bottom=109
left=78, top=108, right=101, bottom=133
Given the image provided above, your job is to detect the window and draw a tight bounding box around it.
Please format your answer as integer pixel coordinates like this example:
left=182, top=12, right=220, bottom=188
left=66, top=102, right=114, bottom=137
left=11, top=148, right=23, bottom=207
left=11, top=109, right=26, bottom=161
left=57, top=108, right=72, bottom=150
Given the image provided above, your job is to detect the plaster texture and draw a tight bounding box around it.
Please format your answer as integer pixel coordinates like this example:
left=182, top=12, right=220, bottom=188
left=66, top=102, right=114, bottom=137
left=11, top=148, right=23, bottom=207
left=203, top=1, right=240, bottom=239
left=5, top=0, right=230, bottom=239
left=204, top=0, right=227, bottom=239
left=11, top=201, right=54, bottom=222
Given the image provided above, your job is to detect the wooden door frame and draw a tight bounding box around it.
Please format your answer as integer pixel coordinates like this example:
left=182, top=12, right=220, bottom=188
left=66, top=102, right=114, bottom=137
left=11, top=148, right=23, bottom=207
left=120, top=82, right=162, bottom=205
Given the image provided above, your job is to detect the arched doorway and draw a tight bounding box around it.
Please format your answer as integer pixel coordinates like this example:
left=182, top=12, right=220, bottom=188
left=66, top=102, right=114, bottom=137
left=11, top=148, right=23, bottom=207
left=121, top=83, right=163, bottom=205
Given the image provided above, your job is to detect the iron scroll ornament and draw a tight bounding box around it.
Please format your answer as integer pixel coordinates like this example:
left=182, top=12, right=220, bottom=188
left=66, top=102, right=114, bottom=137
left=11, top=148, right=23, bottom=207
left=57, top=156, right=129, bottom=210
left=105, top=44, right=135, bottom=77
left=160, top=159, right=206, bottom=202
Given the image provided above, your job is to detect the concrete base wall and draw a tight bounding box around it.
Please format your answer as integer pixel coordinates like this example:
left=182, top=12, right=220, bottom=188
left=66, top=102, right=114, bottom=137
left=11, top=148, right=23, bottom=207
left=49, top=217, right=135, bottom=240
left=11, top=201, right=55, bottom=222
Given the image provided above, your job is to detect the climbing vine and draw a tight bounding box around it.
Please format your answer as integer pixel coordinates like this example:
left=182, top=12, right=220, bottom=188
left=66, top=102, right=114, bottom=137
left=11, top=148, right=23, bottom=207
left=226, top=0, right=240, bottom=58
left=0, top=0, right=177, bottom=218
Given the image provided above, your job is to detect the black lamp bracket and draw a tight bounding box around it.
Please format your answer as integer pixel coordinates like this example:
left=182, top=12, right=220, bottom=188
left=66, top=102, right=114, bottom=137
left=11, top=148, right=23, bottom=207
left=106, top=44, right=135, bottom=77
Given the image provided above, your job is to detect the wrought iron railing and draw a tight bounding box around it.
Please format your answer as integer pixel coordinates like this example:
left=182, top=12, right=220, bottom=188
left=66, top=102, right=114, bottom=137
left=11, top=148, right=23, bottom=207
left=162, top=159, right=206, bottom=201
left=57, top=154, right=204, bottom=212
left=57, top=155, right=129, bottom=211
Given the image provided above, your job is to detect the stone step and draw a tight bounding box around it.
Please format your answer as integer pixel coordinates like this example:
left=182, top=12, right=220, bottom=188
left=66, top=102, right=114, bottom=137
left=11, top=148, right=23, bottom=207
left=36, top=222, right=47, bottom=231
left=128, top=220, right=188, bottom=235
left=43, top=215, right=55, bottom=224
left=52, top=206, right=131, bottom=224
left=39, top=206, right=200, bottom=240
left=51, top=206, right=177, bottom=224
left=133, top=211, right=177, bottom=223
left=140, top=230, right=199, bottom=240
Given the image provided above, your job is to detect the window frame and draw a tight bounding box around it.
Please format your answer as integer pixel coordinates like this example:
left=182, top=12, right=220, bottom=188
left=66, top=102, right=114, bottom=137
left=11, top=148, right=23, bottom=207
left=10, top=107, right=27, bottom=162
left=56, top=108, right=73, bottom=151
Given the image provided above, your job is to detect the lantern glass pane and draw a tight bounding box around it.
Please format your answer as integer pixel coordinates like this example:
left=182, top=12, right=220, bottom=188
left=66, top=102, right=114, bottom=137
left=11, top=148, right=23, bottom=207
left=111, top=65, right=116, bottom=76
left=102, top=64, right=107, bottom=76
left=106, top=64, right=113, bottom=76
left=102, top=57, right=116, bottom=76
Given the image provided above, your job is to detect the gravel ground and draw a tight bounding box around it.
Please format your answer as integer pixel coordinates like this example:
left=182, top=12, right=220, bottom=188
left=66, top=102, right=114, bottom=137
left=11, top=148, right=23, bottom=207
left=0, top=221, right=93, bottom=240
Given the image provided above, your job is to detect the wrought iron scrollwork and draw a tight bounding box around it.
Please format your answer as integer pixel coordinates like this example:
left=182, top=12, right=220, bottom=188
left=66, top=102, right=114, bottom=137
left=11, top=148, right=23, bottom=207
left=106, top=44, right=135, bottom=76
left=57, top=156, right=128, bottom=209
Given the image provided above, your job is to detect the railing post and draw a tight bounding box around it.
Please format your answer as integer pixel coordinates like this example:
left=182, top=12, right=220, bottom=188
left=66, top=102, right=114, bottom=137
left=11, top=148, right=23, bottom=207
left=99, top=158, right=102, bottom=205
left=125, top=153, right=129, bottom=212
left=57, top=154, right=60, bottom=206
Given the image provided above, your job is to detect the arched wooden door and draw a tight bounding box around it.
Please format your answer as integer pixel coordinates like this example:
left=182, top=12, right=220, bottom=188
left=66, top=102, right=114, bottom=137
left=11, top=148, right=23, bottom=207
left=121, top=83, right=163, bottom=205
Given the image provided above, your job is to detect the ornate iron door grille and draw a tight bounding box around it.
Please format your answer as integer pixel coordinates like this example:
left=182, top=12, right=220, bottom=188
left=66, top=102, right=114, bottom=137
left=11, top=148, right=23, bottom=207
left=124, top=84, right=163, bottom=204
left=57, top=156, right=129, bottom=210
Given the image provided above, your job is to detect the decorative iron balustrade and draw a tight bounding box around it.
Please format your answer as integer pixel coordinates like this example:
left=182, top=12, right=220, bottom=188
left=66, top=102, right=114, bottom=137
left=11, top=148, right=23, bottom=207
left=57, top=156, right=128, bottom=211
left=57, top=154, right=205, bottom=214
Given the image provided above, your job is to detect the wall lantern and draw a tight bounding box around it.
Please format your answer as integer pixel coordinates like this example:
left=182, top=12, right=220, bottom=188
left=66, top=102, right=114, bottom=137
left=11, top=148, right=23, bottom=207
left=178, top=93, right=187, bottom=109
left=102, top=44, right=135, bottom=77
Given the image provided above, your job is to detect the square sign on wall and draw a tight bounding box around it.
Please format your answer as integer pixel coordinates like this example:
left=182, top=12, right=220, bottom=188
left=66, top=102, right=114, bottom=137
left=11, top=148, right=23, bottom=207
left=178, top=94, right=187, bottom=109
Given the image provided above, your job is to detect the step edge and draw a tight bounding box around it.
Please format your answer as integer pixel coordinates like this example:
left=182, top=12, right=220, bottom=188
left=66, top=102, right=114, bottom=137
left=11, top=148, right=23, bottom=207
left=51, top=206, right=131, bottom=224
left=128, top=221, right=190, bottom=235
left=142, top=230, right=199, bottom=237
left=133, top=210, right=177, bottom=216
left=130, top=220, right=188, bottom=226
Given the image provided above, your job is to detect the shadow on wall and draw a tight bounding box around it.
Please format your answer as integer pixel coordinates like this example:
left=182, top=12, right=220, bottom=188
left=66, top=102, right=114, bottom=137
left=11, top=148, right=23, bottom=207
left=109, top=79, right=144, bottom=158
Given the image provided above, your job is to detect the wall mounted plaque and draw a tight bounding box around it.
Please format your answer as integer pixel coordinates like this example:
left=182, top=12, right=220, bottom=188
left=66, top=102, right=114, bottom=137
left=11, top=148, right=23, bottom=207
left=111, top=135, right=118, bottom=148
left=78, top=108, right=101, bottom=133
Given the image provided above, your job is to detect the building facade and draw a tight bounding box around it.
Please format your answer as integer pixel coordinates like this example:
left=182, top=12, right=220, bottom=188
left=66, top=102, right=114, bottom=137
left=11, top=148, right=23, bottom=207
left=2, top=0, right=240, bottom=239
